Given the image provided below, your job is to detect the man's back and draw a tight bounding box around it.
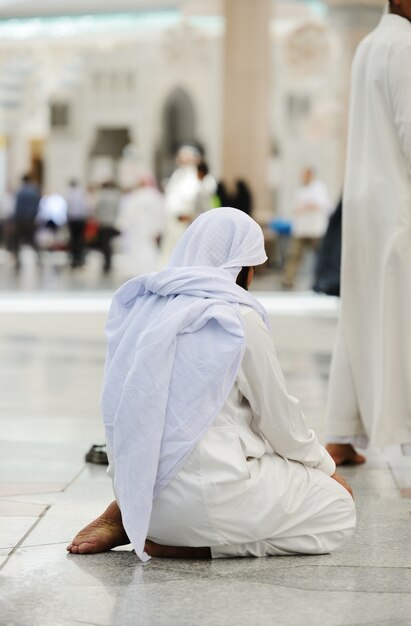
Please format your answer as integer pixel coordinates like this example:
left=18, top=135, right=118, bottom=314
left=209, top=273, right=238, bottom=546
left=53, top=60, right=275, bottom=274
left=343, top=14, right=411, bottom=292
left=326, top=12, right=411, bottom=450
left=15, top=183, right=40, bottom=221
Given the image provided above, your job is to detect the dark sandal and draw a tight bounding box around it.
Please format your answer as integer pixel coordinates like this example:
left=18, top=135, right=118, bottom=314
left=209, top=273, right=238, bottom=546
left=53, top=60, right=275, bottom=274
left=85, top=444, right=108, bottom=465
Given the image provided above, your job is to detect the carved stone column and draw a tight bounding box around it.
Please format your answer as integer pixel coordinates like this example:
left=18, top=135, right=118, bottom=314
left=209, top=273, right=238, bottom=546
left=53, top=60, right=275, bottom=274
left=222, top=0, right=271, bottom=221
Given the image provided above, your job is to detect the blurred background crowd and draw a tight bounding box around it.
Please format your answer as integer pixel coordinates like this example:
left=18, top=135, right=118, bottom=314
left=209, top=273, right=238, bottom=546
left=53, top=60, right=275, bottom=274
left=0, top=0, right=385, bottom=293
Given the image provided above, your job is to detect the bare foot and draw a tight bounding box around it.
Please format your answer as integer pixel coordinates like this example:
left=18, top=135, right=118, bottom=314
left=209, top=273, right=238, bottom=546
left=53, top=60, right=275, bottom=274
left=145, top=539, right=211, bottom=560
left=326, top=443, right=366, bottom=466
left=67, top=501, right=130, bottom=555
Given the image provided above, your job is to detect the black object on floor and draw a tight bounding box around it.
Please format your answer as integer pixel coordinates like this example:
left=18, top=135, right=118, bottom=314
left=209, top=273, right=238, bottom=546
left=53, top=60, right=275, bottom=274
left=85, top=444, right=109, bottom=465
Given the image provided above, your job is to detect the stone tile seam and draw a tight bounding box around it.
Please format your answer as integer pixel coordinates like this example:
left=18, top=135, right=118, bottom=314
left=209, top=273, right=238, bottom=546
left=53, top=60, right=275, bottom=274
left=146, top=563, right=411, bottom=573
left=0, top=505, right=51, bottom=572
left=0, top=470, right=86, bottom=497
left=0, top=497, right=51, bottom=505
left=73, top=619, right=107, bottom=626
left=61, top=465, right=88, bottom=492
left=143, top=579, right=411, bottom=594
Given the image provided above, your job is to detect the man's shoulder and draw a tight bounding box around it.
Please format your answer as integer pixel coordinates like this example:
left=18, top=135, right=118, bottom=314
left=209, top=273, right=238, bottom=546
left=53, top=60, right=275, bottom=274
left=239, top=305, right=268, bottom=336
left=372, top=15, right=411, bottom=49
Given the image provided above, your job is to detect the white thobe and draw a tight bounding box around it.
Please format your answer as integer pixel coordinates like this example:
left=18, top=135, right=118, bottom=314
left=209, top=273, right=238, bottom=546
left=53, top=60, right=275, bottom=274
left=161, top=166, right=200, bottom=263
left=116, top=187, right=164, bottom=277
left=144, top=307, right=355, bottom=557
left=326, top=15, right=411, bottom=447
left=292, top=180, right=331, bottom=238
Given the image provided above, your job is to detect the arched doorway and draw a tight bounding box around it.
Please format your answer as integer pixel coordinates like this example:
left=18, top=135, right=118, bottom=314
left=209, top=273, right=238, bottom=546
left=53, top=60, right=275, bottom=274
left=156, top=87, right=203, bottom=182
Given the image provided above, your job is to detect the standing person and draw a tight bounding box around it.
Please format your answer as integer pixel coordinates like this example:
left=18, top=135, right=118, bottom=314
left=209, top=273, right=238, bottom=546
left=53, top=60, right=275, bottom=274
left=115, top=173, right=165, bottom=278
left=216, top=179, right=253, bottom=215
left=65, top=180, right=89, bottom=268
left=282, top=168, right=331, bottom=288
left=161, top=145, right=200, bottom=264
left=94, top=181, right=121, bottom=274
left=313, top=197, right=342, bottom=296
left=326, top=2, right=411, bottom=465
left=11, top=174, right=40, bottom=270
left=193, top=162, right=217, bottom=216
left=36, top=191, right=67, bottom=252
left=67, top=208, right=355, bottom=561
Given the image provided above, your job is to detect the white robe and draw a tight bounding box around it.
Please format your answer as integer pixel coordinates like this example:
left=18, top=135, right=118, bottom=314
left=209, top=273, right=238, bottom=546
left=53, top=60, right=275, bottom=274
left=116, top=187, right=164, bottom=277
left=146, top=307, right=355, bottom=556
left=326, top=14, right=411, bottom=447
left=292, top=179, right=331, bottom=239
left=161, top=165, right=200, bottom=264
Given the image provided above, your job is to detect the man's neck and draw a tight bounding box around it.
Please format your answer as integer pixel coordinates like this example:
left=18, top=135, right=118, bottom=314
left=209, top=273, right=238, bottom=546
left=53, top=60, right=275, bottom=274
left=389, top=5, right=411, bottom=22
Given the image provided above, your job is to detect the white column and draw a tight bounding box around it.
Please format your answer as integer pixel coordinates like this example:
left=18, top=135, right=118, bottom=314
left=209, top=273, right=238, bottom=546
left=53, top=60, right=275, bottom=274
left=222, top=0, right=271, bottom=221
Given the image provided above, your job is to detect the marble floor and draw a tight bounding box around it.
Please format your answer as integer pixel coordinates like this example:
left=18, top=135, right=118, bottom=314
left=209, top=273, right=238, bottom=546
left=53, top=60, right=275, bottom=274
left=0, top=254, right=410, bottom=626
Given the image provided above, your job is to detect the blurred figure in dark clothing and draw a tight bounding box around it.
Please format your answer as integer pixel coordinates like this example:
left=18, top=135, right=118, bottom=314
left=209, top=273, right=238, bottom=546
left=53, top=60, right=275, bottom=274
left=216, top=179, right=253, bottom=215
left=312, top=197, right=342, bottom=296
left=11, top=174, right=41, bottom=269
left=65, top=180, right=90, bottom=268
left=95, top=181, right=121, bottom=274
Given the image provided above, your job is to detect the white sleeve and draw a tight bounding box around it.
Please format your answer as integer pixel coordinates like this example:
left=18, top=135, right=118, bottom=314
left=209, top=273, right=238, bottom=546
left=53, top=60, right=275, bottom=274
left=389, top=42, right=411, bottom=166
left=237, top=310, right=335, bottom=476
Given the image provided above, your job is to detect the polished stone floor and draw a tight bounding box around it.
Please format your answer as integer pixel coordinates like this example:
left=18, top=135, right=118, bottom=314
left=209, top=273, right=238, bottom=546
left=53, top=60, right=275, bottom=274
left=0, top=252, right=410, bottom=626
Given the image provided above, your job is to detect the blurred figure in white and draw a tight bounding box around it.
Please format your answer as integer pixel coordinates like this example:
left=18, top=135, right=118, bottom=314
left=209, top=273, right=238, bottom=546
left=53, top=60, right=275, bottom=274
left=282, top=167, right=331, bottom=288
left=161, top=145, right=200, bottom=263
left=36, top=191, right=67, bottom=252
left=116, top=173, right=165, bottom=278
left=94, top=181, right=121, bottom=274
left=193, top=161, right=217, bottom=216
left=65, top=179, right=90, bottom=268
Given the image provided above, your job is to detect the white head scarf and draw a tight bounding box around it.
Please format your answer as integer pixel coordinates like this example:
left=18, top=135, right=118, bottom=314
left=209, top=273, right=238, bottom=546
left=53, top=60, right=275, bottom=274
left=101, top=208, right=268, bottom=561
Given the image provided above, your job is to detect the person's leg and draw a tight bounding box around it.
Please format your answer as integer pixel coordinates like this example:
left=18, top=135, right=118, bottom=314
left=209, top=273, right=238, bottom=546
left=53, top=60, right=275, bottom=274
left=310, top=237, right=321, bottom=251
left=67, top=500, right=130, bottom=554
left=67, top=499, right=211, bottom=558
left=282, top=237, right=304, bottom=286
left=68, top=221, right=77, bottom=267
left=145, top=540, right=211, bottom=559
left=69, top=220, right=85, bottom=267
left=212, top=465, right=356, bottom=559
left=11, top=222, right=21, bottom=269
left=100, top=227, right=112, bottom=273
left=326, top=443, right=366, bottom=465
left=77, top=220, right=86, bottom=265
left=326, top=326, right=367, bottom=465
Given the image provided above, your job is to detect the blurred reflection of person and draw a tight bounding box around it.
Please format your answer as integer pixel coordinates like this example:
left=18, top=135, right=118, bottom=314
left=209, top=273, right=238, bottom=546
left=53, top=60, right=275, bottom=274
left=161, top=145, right=200, bottom=264
left=116, top=173, right=165, bottom=278
left=282, top=167, right=331, bottom=288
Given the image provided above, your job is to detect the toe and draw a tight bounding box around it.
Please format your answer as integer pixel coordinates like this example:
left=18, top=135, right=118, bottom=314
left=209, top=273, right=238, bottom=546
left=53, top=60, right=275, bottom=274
left=77, top=541, right=98, bottom=554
